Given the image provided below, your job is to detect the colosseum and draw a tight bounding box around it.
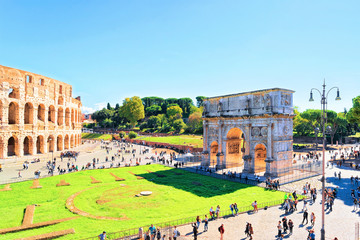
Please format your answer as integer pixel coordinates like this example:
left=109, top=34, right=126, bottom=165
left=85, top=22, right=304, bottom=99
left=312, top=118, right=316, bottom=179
left=0, top=65, right=82, bottom=159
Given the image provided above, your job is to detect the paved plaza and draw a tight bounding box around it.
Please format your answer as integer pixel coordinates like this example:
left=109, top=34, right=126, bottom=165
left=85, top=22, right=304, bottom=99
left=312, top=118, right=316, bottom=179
left=0, top=141, right=359, bottom=239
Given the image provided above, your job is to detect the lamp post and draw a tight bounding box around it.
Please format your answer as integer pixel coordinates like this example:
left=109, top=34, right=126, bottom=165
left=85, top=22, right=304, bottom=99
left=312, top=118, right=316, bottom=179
left=309, top=80, right=341, bottom=240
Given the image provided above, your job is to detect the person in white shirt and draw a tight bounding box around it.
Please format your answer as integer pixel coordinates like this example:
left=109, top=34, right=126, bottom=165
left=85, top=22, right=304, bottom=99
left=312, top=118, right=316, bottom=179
left=173, top=226, right=180, bottom=240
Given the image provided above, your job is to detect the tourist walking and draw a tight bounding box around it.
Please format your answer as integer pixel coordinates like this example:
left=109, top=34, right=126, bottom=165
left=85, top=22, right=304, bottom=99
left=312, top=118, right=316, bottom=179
left=216, top=205, right=220, bottom=218
left=311, top=212, right=316, bottom=227
left=204, top=215, right=208, bottom=232
left=192, top=222, right=198, bottom=240
left=252, top=200, right=258, bottom=213
left=282, top=216, right=288, bottom=234
left=277, top=221, right=282, bottom=237
left=302, top=200, right=308, bottom=212
left=302, top=210, right=308, bottom=225
left=196, top=216, right=201, bottom=229
left=245, top=222, right=250, bottom=237
left=354, top=198, right=358, bottom=211
left=248, top=223, right=254, bottom=239
left=173, top=226, right=180, bottom=240
left=218, top=224, right=224, bottom=240
left=156, top=228, right=161, bottom=240
left=288, top=219, right=294, bottom=235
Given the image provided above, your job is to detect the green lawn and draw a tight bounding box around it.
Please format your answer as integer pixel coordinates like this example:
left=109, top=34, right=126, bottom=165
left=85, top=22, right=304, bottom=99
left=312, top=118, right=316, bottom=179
left=81, top=133, right=113, bottom=140
left=0, top=165, right=286, bottom=239
left=349, top=132, right=360, bottom=138
left=136, top=135, right=203, bottom=148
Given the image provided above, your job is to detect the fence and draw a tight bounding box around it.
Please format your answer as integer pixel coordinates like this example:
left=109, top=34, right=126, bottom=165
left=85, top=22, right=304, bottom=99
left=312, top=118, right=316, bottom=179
left=82, top=198, right=304, bottom=240
left=173, top=156, right=322, bottom=185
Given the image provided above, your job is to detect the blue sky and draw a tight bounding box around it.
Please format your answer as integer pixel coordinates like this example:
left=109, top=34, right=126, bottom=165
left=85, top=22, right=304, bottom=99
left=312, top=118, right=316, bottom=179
left=0, top=0, right=359, bottom=113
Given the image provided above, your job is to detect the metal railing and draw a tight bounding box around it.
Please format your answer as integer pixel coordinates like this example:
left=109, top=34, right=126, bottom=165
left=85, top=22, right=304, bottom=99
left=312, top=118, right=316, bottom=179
left=82, top=197, right=306, bottom=240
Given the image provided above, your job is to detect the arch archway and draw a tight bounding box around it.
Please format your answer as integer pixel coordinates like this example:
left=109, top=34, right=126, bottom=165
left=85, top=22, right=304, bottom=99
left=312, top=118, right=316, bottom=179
left=64, top=135, right=69, bottom=149
left=48, top=105, right=56, bottom=123
left=8, top=136, right=19, bottom=156
left=226, top=128, right=245, bottom=167
left=38, top=104, right=45, bottom=122
left=9, top=102, right=19, bottom=124
left=57, top=107, right=64, bottom=126
left=65, top=108, right=70, bottom=126
left=58, top=96, right=64, bottom=105
left=254, top=144, right=267, bottom=173
left=210, top=141, right=218, bottom=165
left=36, top=135, right=45, bottom=154
left=24, top=102, right=34, bottom=124
left=48, top=135, right=55, bottom=152
left=57, top=135, right=63, bottom=151
left=23, top=136, right=33, bottom=155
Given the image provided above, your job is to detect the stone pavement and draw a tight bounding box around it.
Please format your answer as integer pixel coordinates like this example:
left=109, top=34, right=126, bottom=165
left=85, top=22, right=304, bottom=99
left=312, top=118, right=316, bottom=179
left=0, top=141, right=157, bottom=184
left=175, top=164, right=360, bottom=240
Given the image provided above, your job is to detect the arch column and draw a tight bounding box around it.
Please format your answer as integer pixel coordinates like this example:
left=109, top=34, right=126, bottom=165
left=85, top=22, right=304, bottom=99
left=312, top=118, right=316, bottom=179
left=18, top=136, right=24, bottom=157
left=31, top=136, right=37, bottom=156
left=265, top=122, right=276, bottom=178
left=216, top=121, right=224, bottom=168
left=243, top=124, right=252, bottom=173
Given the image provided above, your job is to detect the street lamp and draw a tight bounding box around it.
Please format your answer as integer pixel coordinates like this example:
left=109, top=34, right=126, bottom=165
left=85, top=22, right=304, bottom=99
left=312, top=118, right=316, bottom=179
left=309, top=79, right=340, bottom=240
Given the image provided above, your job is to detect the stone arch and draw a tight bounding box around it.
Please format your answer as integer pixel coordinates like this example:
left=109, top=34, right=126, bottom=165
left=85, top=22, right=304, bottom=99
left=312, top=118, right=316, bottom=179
left=24, top=102, right=34, bottom=124
left=57, top=107, right=64, bottom=126
left=210, top=141, right=218, bottom=165
left=64, top=135, right=69, bottom=149
left=23, top=136, right=33, bottom=155
left=38, top=104, right=45, bottom=122
left=65, top=108, right=70, bottom=126
left=47, top=135, right=55, bottom=152
left=58, top=96, right=64, bottom=105
left=36, top=135, right=45, bottom=154
left=48, top=105, right=56, bottom=123
left=226, top=127, right=245, bottom=167
left=70, top=135, right=75, bottom=148
left=71, top=109, right=75, bottom=124
left=254, top=143, right=267, bottom=173
left=8, top=136, right=19, bottom=156
left=8, top=102, right=19, bottom=124
left=57, top=135, right=63, bottom=151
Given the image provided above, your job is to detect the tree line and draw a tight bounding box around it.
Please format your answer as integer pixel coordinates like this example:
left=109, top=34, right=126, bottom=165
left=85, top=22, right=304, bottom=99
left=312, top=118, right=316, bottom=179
left=89, top=96, right=207, bottom=134
left=294, top=96, right=360, bottom=144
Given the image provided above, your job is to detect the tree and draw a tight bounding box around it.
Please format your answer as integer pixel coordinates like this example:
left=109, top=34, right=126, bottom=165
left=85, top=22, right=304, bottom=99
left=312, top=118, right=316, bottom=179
left=145, top=105, right=162, bottom=117
left=102, top=118, right=113, bottom=128
left=115, top=103, right=120, bottom=110
left=147, top=115, right=161, bottom=129
left=177, top=98, right=194, bottom=118
left=172, top=119, right=186, bottom=133
left=196, top=96, right=206, bottom=108
left=167, top=105, right=183, bottom=122
left=187, top=111, right=203, bottom=133
left=347, top=96, right=360, bottom=124
left=107, top=103, right=113, bottom=110
left=128, top=131, right=138, bottom=139
left=119, top=96, right=145, bottom=128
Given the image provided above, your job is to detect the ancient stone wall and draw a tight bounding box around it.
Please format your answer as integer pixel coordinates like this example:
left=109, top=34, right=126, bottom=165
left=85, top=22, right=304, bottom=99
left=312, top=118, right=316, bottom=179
left=202, top=88, right=294, bottom=178
left=0, top=65, right=82, bottom=159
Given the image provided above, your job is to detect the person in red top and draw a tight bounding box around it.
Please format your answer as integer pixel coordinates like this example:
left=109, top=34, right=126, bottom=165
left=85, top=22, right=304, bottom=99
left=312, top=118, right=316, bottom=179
left=218, top=224, right=224, bottom=240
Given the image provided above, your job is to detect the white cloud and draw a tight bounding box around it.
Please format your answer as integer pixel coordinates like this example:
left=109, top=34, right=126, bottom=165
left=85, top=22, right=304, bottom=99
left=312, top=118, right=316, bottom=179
left=94, top=102, right=107, bottom=110
left=81, top=106, right=96, bottom=114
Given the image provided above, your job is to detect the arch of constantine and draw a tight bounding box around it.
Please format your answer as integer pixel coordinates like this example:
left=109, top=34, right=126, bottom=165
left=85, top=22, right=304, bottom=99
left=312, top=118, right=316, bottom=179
left=202, top=88, right=294, bottom=178
left=0, top=65, right=82, bottom=159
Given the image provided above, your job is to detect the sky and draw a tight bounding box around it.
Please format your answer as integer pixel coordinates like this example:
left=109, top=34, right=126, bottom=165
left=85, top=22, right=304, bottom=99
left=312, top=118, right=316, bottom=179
left=0, top=0, right=359, bottom=114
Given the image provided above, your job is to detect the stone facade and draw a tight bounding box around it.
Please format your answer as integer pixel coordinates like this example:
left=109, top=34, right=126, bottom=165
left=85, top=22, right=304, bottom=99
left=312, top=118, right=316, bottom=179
left=0, top=65, right=82, bottom=159
left=202, top=88, right=294, bottom=178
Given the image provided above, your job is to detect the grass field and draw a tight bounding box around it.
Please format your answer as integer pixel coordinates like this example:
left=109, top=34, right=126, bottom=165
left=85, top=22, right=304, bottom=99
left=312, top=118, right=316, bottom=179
left=136, top=135, right=203, bottom=148
left=0, top=165, right=285, bottom=239
left=81, top=133, right=113, bottom=140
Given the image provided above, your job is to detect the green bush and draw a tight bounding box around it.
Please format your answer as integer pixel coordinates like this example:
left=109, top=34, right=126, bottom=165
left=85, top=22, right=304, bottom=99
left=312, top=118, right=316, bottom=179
left=128, top=131, right=138, bottom=139
left=119, top=131, right=126, bottom=138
